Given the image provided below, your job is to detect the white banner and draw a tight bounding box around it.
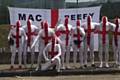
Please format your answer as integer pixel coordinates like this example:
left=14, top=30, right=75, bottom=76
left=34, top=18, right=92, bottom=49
left=59, top=6, right=101, bottom=27
left=8, top=7, right=51, bottom=26
left=8, top=6, right=101, bottom=26
left=8, top=6, right=101, bottom=51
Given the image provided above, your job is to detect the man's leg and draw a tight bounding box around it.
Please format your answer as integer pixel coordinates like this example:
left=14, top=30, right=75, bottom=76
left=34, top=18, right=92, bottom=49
left=114, top=46, right=118, bottom=65
left=104, top=36, right=109, bottom=68
left=23, top=41, right=27, bottom=68
left=66, top=46, right=71, bottom=68
left=18, top=46, right=23, bottom=69
left=41, top=61, right=51, bottom=71
left=73, top=46, right=78, bottom=68
left=30, top=46, right=35, bottom=68
left=55, top=57, right=61, bottom=72
left=61, top=45, right=65, bottom=69
left=90, top=42, right=95, bottom=67
left=105, top=43, right=109, bottom=68
left=79, top=46, right=84, bottom=68
left=84, top=41, right=88, bottom=67
left=36, top=44, right=44, bottom=71
left=10, top=46, right=16, bottom=69
left=99, top=44, right=103, bottom=68
left=112, top=39, right=119, bottom=66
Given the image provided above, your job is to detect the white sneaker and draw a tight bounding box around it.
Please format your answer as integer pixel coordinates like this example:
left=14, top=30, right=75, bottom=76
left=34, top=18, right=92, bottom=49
left=73, top=65, right=77, bottom=69
left=99, top=63, right=103, bottom=68
left=24, top=65, right=27, bottom=69
left=118, top=66, right=120, bottom=69
left=61, top=66, right=65, bottom=70
left=35, top=67, right=40, bottom=71
left=66, top=66, right=71, bottom=69
left=105, top=63, right=109, bottom=68
left=57, top=69, right=60, bottom=72
left=115, top=61, right=118, bottom=65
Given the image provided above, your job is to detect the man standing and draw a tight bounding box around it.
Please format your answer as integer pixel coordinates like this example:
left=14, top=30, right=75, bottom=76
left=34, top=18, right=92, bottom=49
left=82, top=16, right=99, bottom=67
left=8, top=20, right=27, bottom=69
left=22, top=19, right=39, bottom=68
left=56, top=17, right=73, bottom=69
left=112, top=17, right=120, bottom=67
left=71, top=19, right=85, bottom=68
left=97, top=16, right=115, bottom=68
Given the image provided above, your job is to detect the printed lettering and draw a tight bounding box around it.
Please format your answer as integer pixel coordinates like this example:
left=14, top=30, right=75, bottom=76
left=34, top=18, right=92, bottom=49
left=18, top=13, right=26, bottom=20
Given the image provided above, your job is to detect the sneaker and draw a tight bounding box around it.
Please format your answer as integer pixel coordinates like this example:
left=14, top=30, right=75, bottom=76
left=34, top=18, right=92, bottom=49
left=19, top=65, right=22, bottom=69
left=79, top=66, right=84, bottom=69
left=84, top=65, right=87, bottom=68
left=99, top=63, right=103, bottom=68
left=91, top=64, right=96, bottom=67
left=61, top=66, right=65, bottom=70
left=118, top=66, right=120, bottom=69
left=114, top=63, right=119, bottom=68
left=115, top=61, right=118, bottom=65
left=10, top=65, right=14, bottom=69
left=105, top=63, right=109, bottom=68
left=24, top=65, right=27, bottom=69
left=35, top=67, right=39, bottom=71
left=73, top=65, right=77, bottom=69
left=57, top=69, right=60, bottom=72
left=66, top=66, right=71, bottom=69
left=35, top=65, right=41, bottom=71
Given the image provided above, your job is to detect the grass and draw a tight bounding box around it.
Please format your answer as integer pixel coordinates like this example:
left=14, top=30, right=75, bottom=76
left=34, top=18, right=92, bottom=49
left=0, top=24, right=10, bottom=50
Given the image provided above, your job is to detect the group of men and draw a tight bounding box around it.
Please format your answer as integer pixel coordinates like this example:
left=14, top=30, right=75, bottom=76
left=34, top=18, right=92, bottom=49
left=8, top=15, right=120, bottom=72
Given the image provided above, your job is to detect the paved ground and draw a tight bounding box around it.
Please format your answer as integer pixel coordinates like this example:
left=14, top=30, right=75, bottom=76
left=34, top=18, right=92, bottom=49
left=0, top=75, right=120, bottom=80
left=0, top=63, right=120, bottom=80
left=0, top=62, right=117, bottom=70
